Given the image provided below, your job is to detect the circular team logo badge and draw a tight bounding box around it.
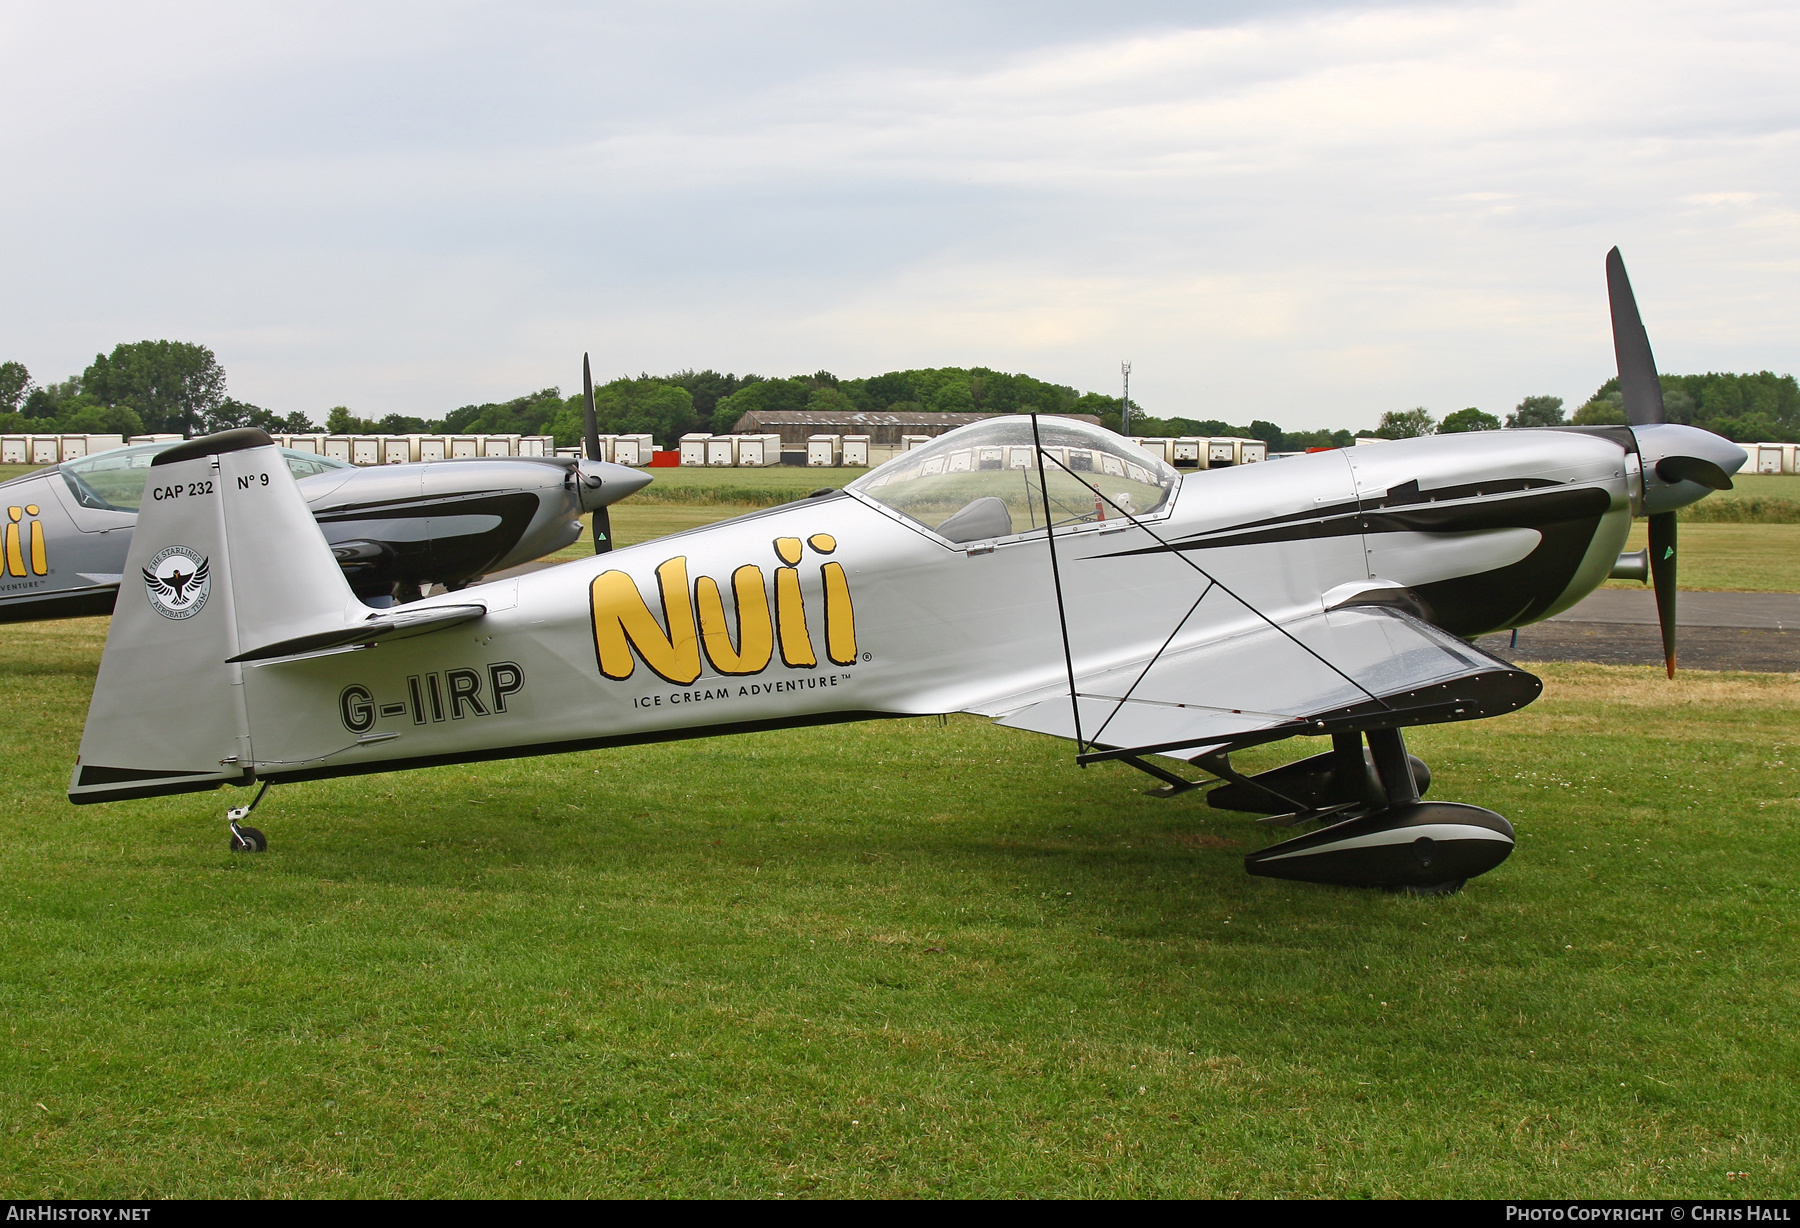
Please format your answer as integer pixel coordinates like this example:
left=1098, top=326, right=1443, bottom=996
left=142, top=545, right=211, bottom=619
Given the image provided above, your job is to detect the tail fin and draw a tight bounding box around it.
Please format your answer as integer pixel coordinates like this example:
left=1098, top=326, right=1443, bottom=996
left=70, top=429, right=364, bottom=803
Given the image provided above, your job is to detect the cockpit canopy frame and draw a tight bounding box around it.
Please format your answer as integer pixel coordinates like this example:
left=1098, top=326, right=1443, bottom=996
left=847, top=416, right=1180, bottom=546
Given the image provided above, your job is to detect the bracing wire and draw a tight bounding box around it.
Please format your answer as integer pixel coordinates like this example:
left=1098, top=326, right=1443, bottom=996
left=1084, top=579, right=1215, bottom=746
left=1030, top=413, right=1087, bottom=756
left=1032, top=444, right=1391, bottom=716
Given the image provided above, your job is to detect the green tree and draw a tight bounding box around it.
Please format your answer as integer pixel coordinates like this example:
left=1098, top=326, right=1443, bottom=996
left=445, top=388, right=568, bottom=437
left=1506, top=395, right=1565, bottom=428
left=202, top=400, right=316, bottom=435
left=663, top=370, right=745, bottom=423
left=82, top=341, right=227, bottom=435
left=60, top=403, right=145, bottom=438
left=710, top=377, right=809, bottom=434
left=1438, top=407, right=1501, bottom=433
left=544, top=378, right=695, bottom=449
left=1375, top=407, right=1435, bottom=438
left=1571, top=393, right=1626, bottom=426
left=0, top=362, right=30, bottom=415
left=326, top=407, right=371, bottom=434
left=806, top=386, right=858, bottom=417
left=23, top=377, right=88, bottom=420
left=930, top=380, right=976, bottom=413
left=1276, top=428, right=1359, bottom=451
left=850, top=372, right=919, bottom=410
left=1576, top=372, right=1799, bottom=441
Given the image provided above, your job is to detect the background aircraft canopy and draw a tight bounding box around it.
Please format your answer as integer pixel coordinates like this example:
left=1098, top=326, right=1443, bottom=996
left=60, top=441, right=349, bottom=513
left=849, top=416, right=1178, bottom=543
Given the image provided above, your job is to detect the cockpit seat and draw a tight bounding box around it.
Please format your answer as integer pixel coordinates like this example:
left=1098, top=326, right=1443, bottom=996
left=936, top=495, right=1014, bottom=543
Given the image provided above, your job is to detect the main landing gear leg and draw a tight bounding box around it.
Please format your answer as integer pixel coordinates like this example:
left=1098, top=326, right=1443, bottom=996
left=1244, top=727, right=1515, bottom=892
left=228, top=781, right=271, bottom=853
left=1365, top=728, right=1420, bottom=805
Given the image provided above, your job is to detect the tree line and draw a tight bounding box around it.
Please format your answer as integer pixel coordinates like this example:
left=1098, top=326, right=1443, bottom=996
left=1332, top=373, right=1800, bottom=444
left=4, top=341, right=1796, bottom=452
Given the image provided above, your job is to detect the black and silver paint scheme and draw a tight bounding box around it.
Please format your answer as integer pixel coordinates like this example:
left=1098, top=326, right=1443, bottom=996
left=64, top=250, right=1748, bottom=894
left=0, top=437, right=649, bottom=620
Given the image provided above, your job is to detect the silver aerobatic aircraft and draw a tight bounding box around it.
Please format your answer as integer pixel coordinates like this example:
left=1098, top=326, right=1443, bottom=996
left=66, top=251, right=1745, bottom=894
left=0, top=436, right=647, bottom=619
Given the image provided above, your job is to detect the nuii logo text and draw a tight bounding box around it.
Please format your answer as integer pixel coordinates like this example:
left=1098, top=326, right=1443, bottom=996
left=590, top=535, right=856, bottom=685
left=4, top=505, right=47, bottom=578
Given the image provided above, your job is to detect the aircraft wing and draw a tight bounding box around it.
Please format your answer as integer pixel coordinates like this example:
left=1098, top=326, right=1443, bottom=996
left=984, top=605, right=1539, bottom=761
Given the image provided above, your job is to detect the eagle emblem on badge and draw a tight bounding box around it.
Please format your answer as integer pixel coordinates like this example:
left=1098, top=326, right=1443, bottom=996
left=143, top=546, right=211, bottom=619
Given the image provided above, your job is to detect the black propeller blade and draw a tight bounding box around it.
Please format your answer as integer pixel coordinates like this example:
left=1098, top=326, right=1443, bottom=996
left=582, top=353, right=612, bottom=555
left=1610, top=248, right=1682, bottom=675
left=1648, top=512, right=1678, bottom=678
left=1606, top=247, right=1667, bottom=427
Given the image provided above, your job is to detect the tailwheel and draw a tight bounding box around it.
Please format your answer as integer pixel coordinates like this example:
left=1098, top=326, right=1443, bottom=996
left=226, top=782, right=272, bottom=853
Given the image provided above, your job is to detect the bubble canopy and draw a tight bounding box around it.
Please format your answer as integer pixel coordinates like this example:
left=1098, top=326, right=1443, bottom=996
left=848, top=417, right=1179, bottom=544
left=58, top=442, right=349, bottom=513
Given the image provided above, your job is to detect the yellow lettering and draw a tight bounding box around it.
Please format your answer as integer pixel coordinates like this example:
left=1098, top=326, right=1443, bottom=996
left=697, top=564, right=773, bottom=675
left=589, top=557, right=701, bottom=684
left=774, top=537, right=802, bottom=565
left=28, top=519, right=45, bottom=576
left=821, top=561, right=856, bottom=665
left=3, top=514, right=22, bottom=579
left=775, top=567, right=816, bottom=668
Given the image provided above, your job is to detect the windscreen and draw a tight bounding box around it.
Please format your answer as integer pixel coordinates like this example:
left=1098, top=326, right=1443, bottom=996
left=848, top=417, right=1177, bottom=543
left=61, top=443, right=350, bottom=512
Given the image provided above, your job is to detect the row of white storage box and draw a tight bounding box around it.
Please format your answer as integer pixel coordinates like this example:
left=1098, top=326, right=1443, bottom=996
left=1, top=433, right=135, bottom=464
left=0, top=432, right=675, bottom=467
left=272, top=433, right=565, bottom=464
left=865, top=444, right=1162, bottom=486
left=1125, top=437, right=1268, bottom=467
left=279, top=433, right=680, bottom=466
left=1749, top=443, right=1798, bottom=474
left=675, top=434, right=792, bottom=467
left=893, top=434, right=1267, bottom=468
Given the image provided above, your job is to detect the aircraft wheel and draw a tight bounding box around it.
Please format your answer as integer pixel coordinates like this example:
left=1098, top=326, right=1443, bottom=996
left=1390, top=878, right=1464, bottom=897
left=230, top=826, right=268, bottom=853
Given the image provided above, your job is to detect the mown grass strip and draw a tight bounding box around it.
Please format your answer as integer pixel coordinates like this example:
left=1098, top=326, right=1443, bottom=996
left=1682, top=496, right=1800, bottom=524
left=0, top=615, right=1796, bottom=1197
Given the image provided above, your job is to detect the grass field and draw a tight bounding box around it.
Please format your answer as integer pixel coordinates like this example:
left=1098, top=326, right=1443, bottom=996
left=1602, top=522, right=1800, bottom=592
left=1, top=616, right=1796, bottom=1198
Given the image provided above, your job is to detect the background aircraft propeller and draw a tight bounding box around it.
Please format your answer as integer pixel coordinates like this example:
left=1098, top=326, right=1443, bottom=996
left=583, top=352, right=613, bottom=554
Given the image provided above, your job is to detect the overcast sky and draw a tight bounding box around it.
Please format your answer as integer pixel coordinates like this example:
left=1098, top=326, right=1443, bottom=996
left=2, top=0, right=1795, bottom=428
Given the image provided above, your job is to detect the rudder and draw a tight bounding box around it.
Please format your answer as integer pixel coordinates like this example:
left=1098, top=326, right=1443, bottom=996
left=70, top=429, right=364, bottom=803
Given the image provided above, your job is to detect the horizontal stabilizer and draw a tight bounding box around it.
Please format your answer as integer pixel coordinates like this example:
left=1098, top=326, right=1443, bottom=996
left=990, top=605, right=1538, bottom=760
left=228, top=602, right=487, bottom=663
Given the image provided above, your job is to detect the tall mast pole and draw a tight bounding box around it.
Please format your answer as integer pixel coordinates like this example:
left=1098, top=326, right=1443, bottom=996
left=1121, top=361, right=1132, bottom=436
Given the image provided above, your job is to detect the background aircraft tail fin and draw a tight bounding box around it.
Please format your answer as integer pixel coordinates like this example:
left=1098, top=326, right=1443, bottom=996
left=70, top=429, right=363, bottom=803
